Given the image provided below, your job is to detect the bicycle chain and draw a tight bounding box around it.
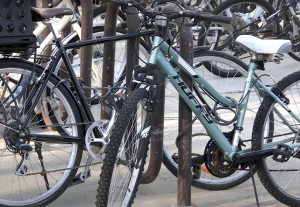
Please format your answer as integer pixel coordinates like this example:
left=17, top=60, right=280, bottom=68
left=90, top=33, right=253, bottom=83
left=25, top=161, right=103, bottom=176
left=19, top=123, right=299, bottom=175
left=27, top=121, right=93, bottom=129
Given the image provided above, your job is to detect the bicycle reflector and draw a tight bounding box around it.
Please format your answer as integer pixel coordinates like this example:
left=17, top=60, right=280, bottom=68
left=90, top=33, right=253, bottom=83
left=0, top=0, right=36, bottom=51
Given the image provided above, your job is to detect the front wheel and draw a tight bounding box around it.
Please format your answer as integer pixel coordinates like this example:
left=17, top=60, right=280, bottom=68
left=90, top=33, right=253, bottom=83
left=252, top=71, right=300, bottom=206
left=96, top=88, right=151, bottom=207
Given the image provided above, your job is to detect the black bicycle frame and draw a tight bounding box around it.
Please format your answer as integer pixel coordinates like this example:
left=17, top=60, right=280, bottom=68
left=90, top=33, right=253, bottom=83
left=25, top=28, right=155, bottom=144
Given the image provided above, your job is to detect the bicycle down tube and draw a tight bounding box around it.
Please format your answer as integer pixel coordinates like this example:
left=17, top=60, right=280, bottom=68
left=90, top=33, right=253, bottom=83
left=148, top=36, right=300, bottom=162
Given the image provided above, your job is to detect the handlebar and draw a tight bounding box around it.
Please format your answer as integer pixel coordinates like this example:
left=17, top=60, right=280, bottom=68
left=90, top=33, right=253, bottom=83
left=101, top=0, right=232, bottom=25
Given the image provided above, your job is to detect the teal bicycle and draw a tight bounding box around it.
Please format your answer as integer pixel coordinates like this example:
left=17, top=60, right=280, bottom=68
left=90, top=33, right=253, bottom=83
left=96, top=1, right=300, bottom=207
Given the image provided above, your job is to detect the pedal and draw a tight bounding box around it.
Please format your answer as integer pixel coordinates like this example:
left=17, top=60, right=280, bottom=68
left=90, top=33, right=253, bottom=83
left=273, top=144, right=292, bottom=162
left=69, top=170, right=91, bottom=187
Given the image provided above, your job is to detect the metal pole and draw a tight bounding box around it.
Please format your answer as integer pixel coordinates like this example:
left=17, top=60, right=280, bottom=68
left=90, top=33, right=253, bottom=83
left=140, top=71, right=165, bottom=184
left=177, top=12, right=194, bottom=207
left=161, top=4, right=195, bottom=207
left=100, top=3, right=119, bottom=120
left=125, top=7, right=140, bottom=86
left=123, top=4, right=166, bottom=184
left=80, top=1, right=93, bottom=99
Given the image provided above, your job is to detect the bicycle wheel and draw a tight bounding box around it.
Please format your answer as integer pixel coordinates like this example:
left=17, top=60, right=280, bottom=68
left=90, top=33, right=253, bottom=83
left=96, top=88, right=151, bottom=207
left=0, top=59, right=84, bottom=207
left=252, top=71, right=300, bottom=206
left=198, top=0, right=276, bottom=73
left=163, top=50, right=265, bottom=190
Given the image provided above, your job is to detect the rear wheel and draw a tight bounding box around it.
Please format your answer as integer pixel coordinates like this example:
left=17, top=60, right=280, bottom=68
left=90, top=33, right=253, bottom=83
left=0, top=59, right=84, bottom=207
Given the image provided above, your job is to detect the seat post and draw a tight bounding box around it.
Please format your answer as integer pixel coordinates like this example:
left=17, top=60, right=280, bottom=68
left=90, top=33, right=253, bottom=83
left=43, top=19, right=60, bottom=41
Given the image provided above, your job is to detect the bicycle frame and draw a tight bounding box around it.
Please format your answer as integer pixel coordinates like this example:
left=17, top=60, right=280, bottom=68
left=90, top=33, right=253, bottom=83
left=148, top=35, right=300, bottom=162
left=21, top=25, right=155, bottom=144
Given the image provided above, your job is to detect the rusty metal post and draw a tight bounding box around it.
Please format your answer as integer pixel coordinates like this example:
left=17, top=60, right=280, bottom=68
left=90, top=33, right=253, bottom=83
left=161, top=4, right=195, bottom=207
left=123, top=3, right=165, bottom=183
left=100, top=3, right=119, bottom=120
left=80, top=1, right=93, bottom=98
left=140, top=72, right=165, bottom=184
left=125, top=7, right=140, bottom=86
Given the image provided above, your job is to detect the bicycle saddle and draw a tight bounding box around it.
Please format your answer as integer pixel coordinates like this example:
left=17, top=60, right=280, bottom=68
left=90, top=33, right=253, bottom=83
left=31, top=7, right=73, bottom=22
left=236, top=35, right=291, bottom=54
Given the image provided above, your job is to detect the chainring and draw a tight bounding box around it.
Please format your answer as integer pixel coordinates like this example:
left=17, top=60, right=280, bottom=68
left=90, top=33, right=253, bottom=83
left=204, top=138, right=239, bottom=178
left=85, top=119, right=110, bottom=162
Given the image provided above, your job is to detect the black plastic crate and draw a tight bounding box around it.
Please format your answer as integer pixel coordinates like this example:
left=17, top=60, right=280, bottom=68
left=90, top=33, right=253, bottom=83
left=0, top=0, right=36, bottom=51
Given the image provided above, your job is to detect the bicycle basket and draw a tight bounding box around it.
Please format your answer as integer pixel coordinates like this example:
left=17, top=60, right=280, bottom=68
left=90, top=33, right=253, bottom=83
left=0, top=0, right=36, bottom=51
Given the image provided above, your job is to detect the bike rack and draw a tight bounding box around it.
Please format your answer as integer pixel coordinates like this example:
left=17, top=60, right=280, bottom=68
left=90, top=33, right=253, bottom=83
left=79, top=1, right=93, bottom=99
left=101, top=3, right=119, bottom=120
left=87, top=1, right=195, bottom=206
left=160, top=3, right=195, bottom=207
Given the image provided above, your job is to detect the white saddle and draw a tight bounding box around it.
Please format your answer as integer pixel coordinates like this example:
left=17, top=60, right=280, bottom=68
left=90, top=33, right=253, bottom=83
left=235, top=35, right=291, bottom=54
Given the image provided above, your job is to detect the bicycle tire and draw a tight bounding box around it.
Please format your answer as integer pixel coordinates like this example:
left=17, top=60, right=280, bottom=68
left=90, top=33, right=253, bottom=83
left=96, top=88, right=151, bottom=207
left=198, top=0, right=276, bottom=77
left=163, top=50, right=266, bottom=190
left=0, top=59, right=84, bottom=207
left=252, top=70, right=300, bottom=206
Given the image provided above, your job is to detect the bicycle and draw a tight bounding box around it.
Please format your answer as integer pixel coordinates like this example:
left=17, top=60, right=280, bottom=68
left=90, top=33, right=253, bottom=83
left=0, top=1, right=271, bottom=207
left=0, top=3, right=155, bottom=206
left=95, top=1, right=300, bottom=206
left=199, top=0, right=300, bottom=66
left=99, top=0, right=265, bottom=191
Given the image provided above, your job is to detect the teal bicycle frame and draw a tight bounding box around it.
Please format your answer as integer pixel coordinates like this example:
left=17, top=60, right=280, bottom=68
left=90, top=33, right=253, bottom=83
left=147, top=36, right=300, bottom=162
